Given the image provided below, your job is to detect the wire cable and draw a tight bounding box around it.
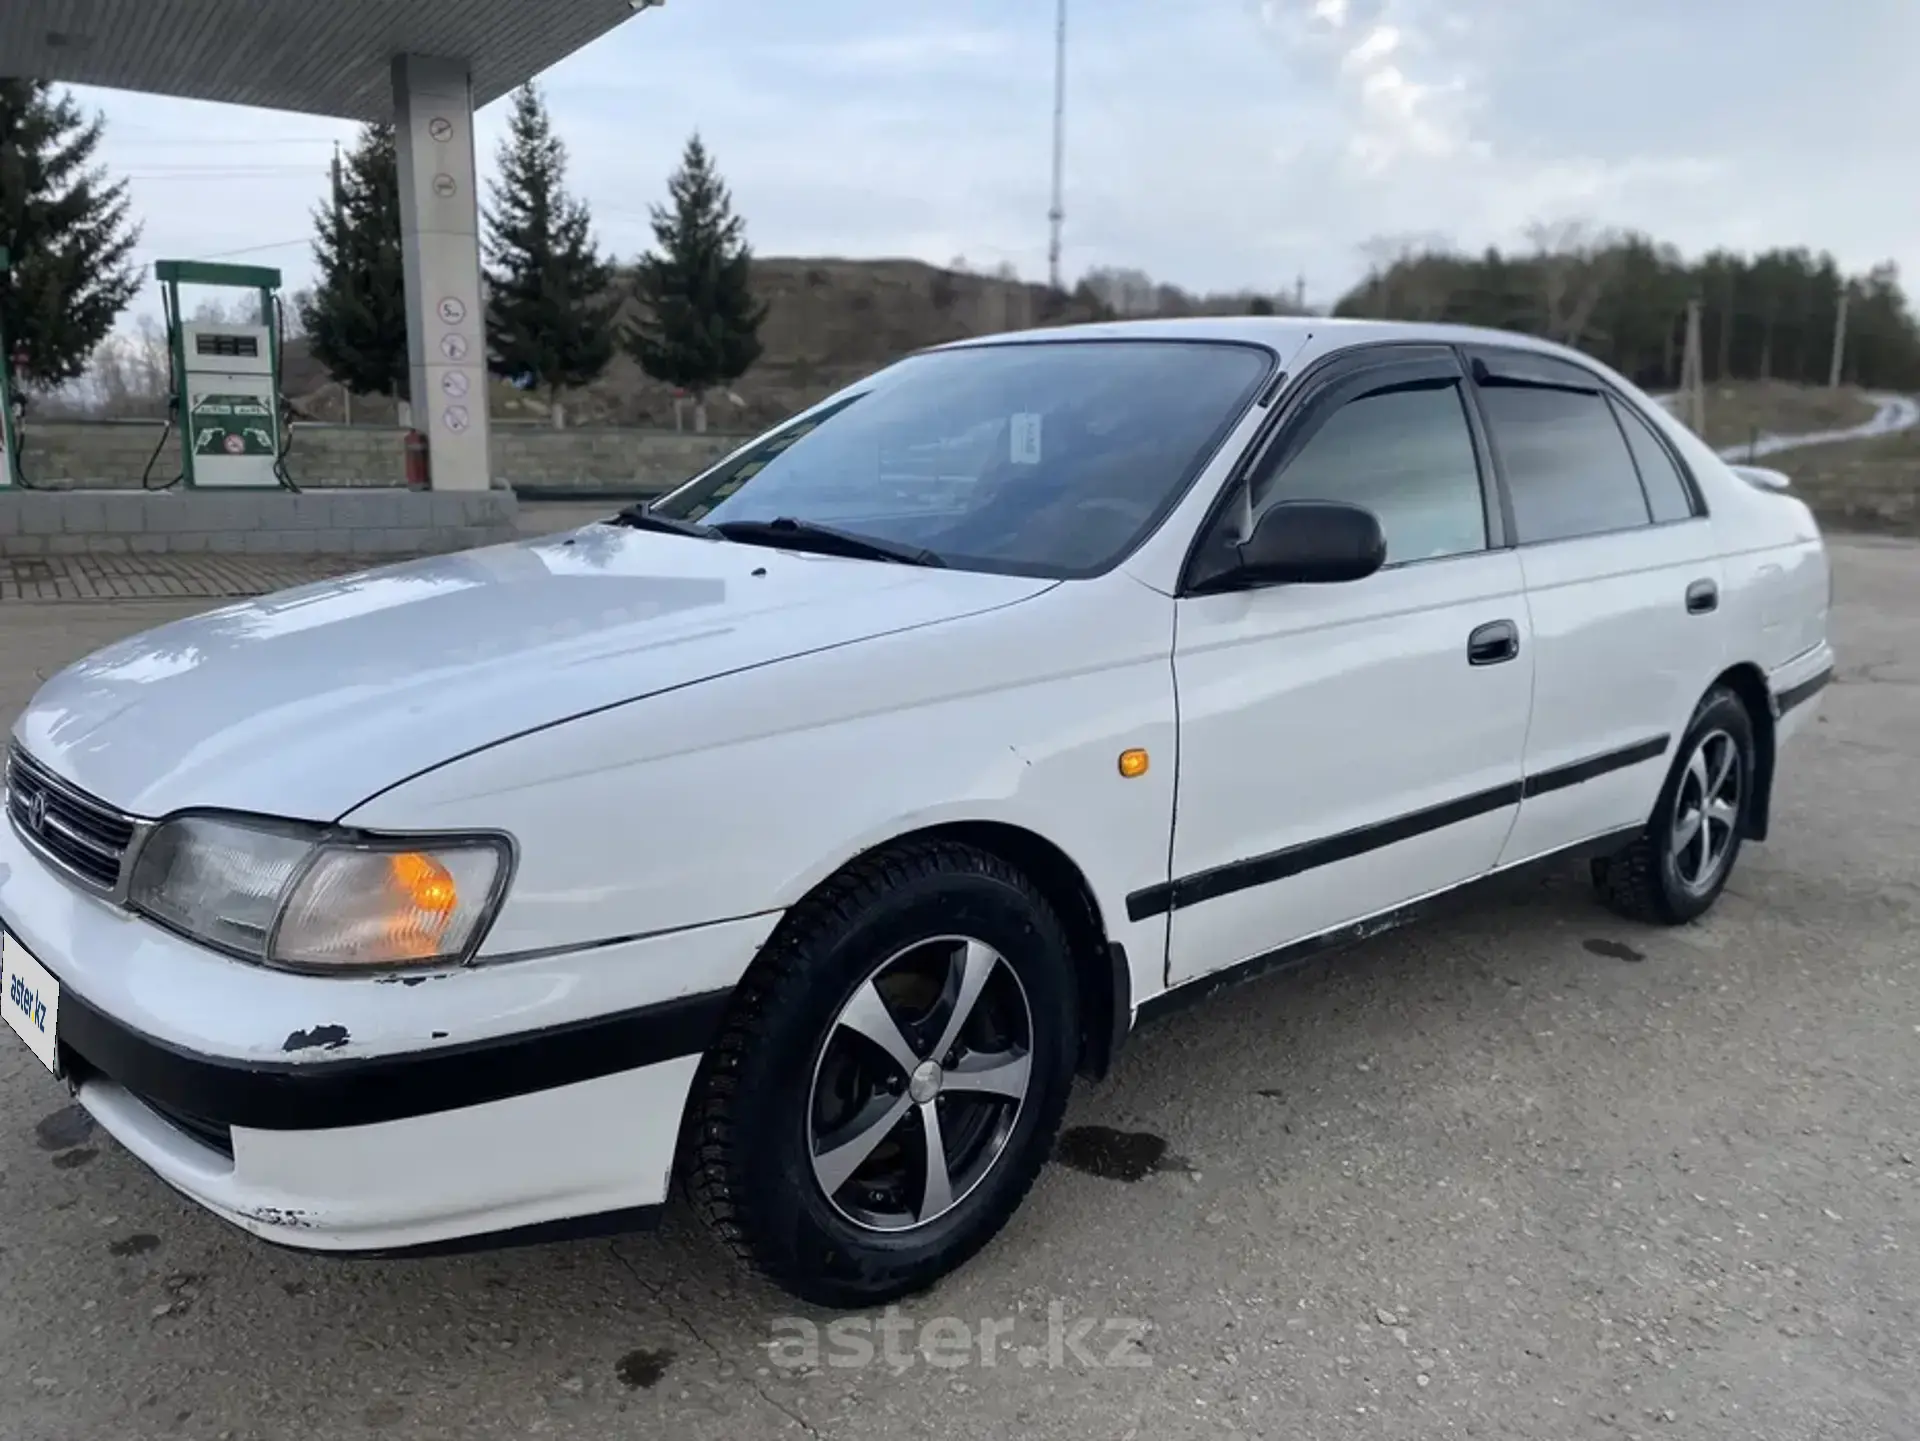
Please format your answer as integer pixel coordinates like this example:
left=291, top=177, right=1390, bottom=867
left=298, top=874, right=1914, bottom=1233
left=142, top=284, right=184, bottom=491
left=271, top=294, right=301, bottom=493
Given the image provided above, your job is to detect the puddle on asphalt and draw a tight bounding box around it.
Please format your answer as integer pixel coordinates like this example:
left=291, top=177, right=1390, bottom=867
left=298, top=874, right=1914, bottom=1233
left=614, top=1347, right=675, bottom=1390
left=34, top=1105, right=95, bottom=1152
left=1583, top=937, right=1647, bottom=963
left=1054, top=1125, right=1182, bottom=1182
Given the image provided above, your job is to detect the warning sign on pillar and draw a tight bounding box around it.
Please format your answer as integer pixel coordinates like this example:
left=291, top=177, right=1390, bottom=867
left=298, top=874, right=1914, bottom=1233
left=433, top=174, right=458, bottom=199
left=428, top=117, right=454, bottom=143
left=444, top=406, right=471, bottom=434
left=442, top=371, right=470, bottom=400
left=441, top=334, right=469, bottom=361
left=438, top=297, right=467, bottom=326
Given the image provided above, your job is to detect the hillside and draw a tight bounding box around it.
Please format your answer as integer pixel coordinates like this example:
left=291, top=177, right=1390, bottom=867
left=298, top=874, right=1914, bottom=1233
left=285, top=257, right=1113, bottom=431
left=1694, top=382, right=1878, bottom=453
left=1762, top=425, right=1920, bottom=533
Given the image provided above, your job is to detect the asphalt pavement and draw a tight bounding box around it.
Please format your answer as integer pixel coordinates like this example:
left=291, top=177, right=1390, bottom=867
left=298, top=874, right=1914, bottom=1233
left=0, top=536, right=1916, bottom=1441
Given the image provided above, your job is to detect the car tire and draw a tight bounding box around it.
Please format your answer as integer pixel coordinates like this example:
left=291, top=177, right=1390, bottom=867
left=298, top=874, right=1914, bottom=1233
left=685, top=839, right=1079, bottom=1308
left=1592, top=685, right=1756, bottom=926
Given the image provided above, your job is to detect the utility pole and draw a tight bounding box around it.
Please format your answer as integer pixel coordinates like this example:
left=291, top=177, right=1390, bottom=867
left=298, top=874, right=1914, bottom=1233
left=1046, top=0, right=1067, bottom=293
left=1828, top=287, right=1849, bottom=389
left=1680, top=299, right=1707, bottom=436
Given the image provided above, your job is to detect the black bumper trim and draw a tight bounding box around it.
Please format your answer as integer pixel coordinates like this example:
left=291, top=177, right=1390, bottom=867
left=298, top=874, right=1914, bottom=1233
left=57, top=985, right=732, bottom=1134
left=1775, top=664, right=1834, bottom=717
left=264, top=1203, right=668, bottom=1261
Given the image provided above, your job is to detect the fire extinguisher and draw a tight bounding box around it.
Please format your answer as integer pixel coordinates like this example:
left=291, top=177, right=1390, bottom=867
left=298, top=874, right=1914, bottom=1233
left=403, top=429, right=430, bottom=491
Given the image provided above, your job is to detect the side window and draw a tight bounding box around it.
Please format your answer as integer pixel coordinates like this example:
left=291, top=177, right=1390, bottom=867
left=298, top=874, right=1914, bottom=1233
left=1478, top=384, right=1652, bottom=544
left=1608, top=396, right=1698, bottom=523
left=1253, top=381, right=1488, bottom=564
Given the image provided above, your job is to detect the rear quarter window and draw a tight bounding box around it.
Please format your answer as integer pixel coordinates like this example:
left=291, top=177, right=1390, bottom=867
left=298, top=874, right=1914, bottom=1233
left=1608, top=396, right=1699, bottom=523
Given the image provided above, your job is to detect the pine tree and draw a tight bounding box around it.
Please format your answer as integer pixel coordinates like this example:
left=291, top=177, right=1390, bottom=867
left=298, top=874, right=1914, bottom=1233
left=483, top=84, right=617, bottom=428
left=628, top=134, right=767, bottom=431
left=302, top=125, right=410, bottom=411
left=0, top=81, right=141, bottom=387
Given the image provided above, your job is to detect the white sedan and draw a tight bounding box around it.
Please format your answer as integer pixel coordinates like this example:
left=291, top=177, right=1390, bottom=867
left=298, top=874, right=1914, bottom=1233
left=0, top=318, right=1833, bottom=1306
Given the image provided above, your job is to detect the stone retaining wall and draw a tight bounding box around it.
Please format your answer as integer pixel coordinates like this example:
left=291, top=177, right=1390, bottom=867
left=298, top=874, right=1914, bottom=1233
left=0, top=489, right=519, bottom=558
left=15, top=420, right=743, bottom=496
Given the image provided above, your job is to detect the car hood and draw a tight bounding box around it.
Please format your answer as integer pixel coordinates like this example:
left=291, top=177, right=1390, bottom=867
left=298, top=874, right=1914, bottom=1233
left=14, top=526, right=1053, bottom=820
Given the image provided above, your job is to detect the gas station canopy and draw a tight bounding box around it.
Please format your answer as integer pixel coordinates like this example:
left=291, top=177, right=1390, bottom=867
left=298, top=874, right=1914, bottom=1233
left=0, top=0, right=645, bottom=121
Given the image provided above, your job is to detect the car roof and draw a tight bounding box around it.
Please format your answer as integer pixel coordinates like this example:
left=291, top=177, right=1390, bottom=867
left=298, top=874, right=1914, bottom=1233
left=934, top=314, right=1602, bottom=370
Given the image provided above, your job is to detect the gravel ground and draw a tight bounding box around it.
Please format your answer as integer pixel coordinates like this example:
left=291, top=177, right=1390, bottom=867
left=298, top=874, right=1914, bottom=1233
left=0, top=536, right=1914, bottom=1441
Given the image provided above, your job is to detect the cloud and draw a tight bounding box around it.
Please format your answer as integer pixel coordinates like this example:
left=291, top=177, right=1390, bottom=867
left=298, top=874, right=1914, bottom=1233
left=63, top=0, right=1920, bottom=329
left=1342, top=22, right=1401, bottom=69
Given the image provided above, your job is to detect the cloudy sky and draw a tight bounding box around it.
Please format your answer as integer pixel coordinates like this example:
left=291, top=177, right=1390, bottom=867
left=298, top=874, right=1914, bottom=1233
left=76, top=0, right=1919, bottom=323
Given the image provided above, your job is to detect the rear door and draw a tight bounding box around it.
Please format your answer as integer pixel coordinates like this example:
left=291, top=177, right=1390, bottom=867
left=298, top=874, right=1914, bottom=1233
left=1463, top=348, right=1727, bottom=863
left=1160, top=345, right=1535, bottom=986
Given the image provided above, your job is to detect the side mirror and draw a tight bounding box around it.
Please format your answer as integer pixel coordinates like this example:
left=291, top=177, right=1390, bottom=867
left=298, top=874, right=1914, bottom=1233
left=1210, top=499, right=1387, bottom=587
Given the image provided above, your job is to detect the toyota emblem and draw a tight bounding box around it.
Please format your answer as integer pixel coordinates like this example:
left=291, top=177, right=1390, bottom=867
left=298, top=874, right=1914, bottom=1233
left=25, top=790, right=47, bottom=834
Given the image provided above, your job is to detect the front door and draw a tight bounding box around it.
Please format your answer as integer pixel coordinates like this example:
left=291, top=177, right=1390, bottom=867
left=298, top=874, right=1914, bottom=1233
left=1158, top=346, right=1535, bottom=987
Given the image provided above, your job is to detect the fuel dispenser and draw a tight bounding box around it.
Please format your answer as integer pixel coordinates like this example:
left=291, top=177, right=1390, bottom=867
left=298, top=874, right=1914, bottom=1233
left=0, top=247, right=22, bottom=489
left=147, top=259, right=298, bottom=491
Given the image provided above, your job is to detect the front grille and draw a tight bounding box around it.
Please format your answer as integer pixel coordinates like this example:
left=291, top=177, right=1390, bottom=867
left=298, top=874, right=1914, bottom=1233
left=5, top=745, right=137, bottom=892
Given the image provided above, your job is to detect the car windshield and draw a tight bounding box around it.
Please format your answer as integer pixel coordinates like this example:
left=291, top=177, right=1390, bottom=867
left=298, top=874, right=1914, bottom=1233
left=648, top=340, right=1274, bottom=578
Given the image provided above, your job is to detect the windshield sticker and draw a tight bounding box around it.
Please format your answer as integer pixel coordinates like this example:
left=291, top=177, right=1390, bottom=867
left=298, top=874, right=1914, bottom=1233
left=1010, top=413, right=1043, bottom=466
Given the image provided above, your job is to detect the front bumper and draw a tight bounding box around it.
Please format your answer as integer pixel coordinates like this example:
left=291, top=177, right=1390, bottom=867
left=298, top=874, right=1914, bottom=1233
left=0, top=814, right=776, bottom=1252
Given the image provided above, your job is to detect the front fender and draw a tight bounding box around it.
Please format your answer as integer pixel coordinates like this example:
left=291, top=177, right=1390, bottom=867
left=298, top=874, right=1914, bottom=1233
left=340, top=575, right=1179, bottom=973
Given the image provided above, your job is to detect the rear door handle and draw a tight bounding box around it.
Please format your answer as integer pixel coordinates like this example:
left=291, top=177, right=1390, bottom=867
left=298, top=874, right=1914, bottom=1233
left=1468, top=619, right=1520, bottom=666
left=1686, top=579, right=1719, bottom=614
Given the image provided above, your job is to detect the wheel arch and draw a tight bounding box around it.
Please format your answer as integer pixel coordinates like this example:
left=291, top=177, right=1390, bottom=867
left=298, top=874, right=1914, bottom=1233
left=919, top=820, right=1130, bottom=1081
left=734, top=819, right=1130, bottom=1087
left=1712, top=661, right=1776, bottom=841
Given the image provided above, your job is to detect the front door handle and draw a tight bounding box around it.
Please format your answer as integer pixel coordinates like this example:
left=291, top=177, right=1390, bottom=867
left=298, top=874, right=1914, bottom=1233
left=1468, top=619, right=1520, bottom=666
left=1686, top=579, right=1719, bottom=614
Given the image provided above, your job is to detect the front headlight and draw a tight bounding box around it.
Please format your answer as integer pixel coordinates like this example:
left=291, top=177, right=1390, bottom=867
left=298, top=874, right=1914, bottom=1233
left=128, top=814, right=511, bottom=971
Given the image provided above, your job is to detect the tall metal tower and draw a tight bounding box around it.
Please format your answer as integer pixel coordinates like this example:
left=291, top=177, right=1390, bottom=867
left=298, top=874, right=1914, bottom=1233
left=1047, top=0, right=1068, bottom=292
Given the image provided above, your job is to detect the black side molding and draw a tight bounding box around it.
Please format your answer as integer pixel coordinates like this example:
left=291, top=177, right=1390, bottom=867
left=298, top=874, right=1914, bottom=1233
left=1132, top=825, right=1645, bottom=1032
left=1127, top=736, right=1669, bottom=921
left=1520, top=735, right=1669, bottom=800
left=58, top=986, right=734, bottom=1134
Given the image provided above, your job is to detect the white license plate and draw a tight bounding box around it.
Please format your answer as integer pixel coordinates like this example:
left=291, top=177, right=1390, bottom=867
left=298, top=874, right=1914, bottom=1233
left=1, top=928, right=60, bottom=1074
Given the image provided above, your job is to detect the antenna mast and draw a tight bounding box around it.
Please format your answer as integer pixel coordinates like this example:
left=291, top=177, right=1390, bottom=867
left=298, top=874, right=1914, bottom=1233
left=1047, top=0, right=1067, bottom=292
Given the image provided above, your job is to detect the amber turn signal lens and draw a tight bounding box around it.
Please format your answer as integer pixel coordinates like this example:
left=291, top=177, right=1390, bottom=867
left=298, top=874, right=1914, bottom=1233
left=390, top=851, right=459, bottom=916
left=1118, top=748, right=1150, bottom=778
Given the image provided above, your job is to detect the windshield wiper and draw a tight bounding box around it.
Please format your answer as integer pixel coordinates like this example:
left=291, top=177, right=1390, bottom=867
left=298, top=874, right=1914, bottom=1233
left=710, top=517, right=947, bottom=568
left=608, top=503, right=720, bottom=540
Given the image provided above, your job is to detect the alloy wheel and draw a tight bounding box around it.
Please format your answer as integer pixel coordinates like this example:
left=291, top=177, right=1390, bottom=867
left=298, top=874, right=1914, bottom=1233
left=807, top=936, right=1034, bottom=1233
left=1671, top=727, right=1742, bottom=892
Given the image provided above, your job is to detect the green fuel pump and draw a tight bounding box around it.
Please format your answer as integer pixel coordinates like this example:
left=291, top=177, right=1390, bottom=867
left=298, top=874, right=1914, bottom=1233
left=145, top=259, right=299, bottom=491
left=0, top=246, right=23, bottom=490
